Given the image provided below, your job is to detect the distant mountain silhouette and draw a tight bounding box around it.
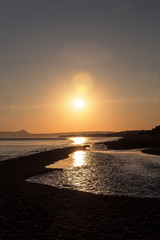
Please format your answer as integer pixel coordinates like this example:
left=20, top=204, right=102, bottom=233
left=0, top=129, right=30, bottom=138
left=0, top=130, right=58, bottom=139
left=16, top=129, right=30, bottom=135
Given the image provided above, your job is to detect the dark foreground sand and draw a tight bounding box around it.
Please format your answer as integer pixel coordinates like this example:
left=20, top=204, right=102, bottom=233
left=1, top=145, right=160, bottom=240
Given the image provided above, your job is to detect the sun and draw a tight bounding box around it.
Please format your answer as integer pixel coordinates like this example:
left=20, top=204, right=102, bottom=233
left=74, top=98, right=85, bottom=109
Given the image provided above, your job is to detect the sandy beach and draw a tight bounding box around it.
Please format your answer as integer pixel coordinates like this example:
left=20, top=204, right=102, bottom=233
left=1, top=145, right=160, bottom=239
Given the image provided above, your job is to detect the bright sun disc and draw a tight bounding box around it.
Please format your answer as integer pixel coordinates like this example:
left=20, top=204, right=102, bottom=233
left=74, top=98, right=85, bottom=109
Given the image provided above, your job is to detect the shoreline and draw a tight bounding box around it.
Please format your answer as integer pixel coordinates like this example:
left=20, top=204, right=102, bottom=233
left=141, top=148, right=160, bottom=156
left=1, top=145, right=160, bottom=239
left=102, top=135, right=160, bottom=156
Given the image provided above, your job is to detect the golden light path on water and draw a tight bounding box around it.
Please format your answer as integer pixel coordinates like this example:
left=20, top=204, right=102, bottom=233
left=71, top=137, right=86, bottom=145
left=72, top=151, right=86, bottom=167
left=70, top=137, right=86, bottom=167
left=46, top=137, right=87, bottom=169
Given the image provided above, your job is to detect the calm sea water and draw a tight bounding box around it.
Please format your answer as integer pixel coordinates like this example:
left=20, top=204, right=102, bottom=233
left=0, top=138, right=69, bottom=161
left=0, top=137, right=116, bottom=161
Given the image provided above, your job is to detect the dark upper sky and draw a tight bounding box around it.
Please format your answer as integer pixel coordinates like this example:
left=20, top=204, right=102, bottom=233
left=0, top=0, right=160, bottom=132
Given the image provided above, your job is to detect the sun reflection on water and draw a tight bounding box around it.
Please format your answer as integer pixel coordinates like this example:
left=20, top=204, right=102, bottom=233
left=73, top=151, right=86, bottom=167
left=71, top=137, right=86, bottom=145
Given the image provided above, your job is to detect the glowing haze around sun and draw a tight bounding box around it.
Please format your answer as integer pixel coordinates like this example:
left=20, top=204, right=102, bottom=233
left=74, top=98, right=85, bottom=109
left=71, top=72, right=93, bottom=111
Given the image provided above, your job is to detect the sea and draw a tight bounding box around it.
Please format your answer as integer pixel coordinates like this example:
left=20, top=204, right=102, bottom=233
left=1, top=137, right=160, bottom=199
left=0, top=137, right=113, bottom=161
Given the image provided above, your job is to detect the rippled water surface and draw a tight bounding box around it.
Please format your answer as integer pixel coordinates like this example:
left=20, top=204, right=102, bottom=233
left=0, top=136, right=115, bottom=161
left=28, top=148, right=160, bottom=199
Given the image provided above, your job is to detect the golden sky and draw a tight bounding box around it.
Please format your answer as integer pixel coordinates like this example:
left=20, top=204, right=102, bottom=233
left=1, top=0, right=160, bottom=133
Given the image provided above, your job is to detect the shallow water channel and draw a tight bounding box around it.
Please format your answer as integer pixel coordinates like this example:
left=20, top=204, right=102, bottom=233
left=27, top=145, right=160, bottom=199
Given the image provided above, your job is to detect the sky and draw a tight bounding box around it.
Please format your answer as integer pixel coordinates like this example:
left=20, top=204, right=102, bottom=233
left=0, top=0, right=160, bottom=133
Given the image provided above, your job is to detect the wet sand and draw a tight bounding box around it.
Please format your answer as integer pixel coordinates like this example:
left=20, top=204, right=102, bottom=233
left=1, top=146, right=160, bottom=239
